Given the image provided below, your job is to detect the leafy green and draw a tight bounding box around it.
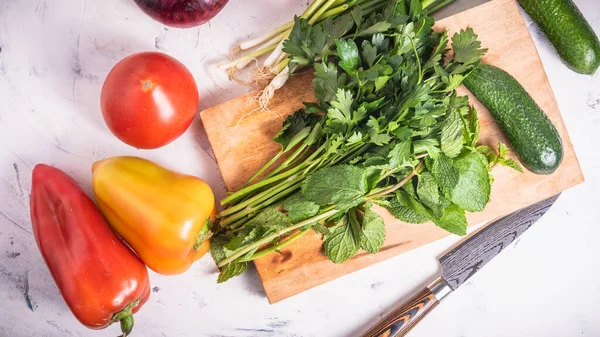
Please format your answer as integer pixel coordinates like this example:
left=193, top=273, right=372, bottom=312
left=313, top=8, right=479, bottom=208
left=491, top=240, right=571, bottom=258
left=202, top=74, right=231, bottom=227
left=384, top=197, right=429, bottom=224
left=283, top=192, right=321, bottom=223
left=360, top=206, right=386, bottom=254
left=336, top=39, right=360, bottom=74
left=450, top=151, right=491, bottom=212
left=324, top=213, right=360, bottom=263
left=427, top=154, right=459, bottom=195
left=212, top=0, right=521, bottom=281
left=396, top=189, right=435, bottom=220
left=440, top=108, right=464, bottom=158
left=435, top=204, right=467, bottom=236
left=302, top=165, right=367, bottom=211
left=217, top=262, right=247, bottom=283
left=417, top=172, right=449, bottom=218
left=389, top=139, right=413, bottom=168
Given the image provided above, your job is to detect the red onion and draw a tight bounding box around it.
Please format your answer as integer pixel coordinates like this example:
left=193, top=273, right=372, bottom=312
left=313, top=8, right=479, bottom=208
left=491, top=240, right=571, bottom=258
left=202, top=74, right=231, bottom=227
left=133, top=0, right=229, bottom=28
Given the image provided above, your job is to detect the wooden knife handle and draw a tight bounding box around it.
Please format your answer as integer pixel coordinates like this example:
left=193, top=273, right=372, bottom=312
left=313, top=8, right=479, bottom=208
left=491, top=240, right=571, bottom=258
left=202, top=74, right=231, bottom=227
left=361, top=277, right=450, bottom=337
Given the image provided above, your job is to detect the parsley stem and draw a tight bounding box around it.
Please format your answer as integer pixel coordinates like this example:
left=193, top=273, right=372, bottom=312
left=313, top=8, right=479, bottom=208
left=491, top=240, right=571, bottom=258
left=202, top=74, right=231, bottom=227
left=220, top=176, right=304, bottom=222
left=242, top=151, right=285, bottom=188
left=218, top=209, right=340, bottom=267
left=266, top=145, right=310, bottom=179
left=410, top=38, right=423, bottom=84
left=221, top=160, right=311, bottom=205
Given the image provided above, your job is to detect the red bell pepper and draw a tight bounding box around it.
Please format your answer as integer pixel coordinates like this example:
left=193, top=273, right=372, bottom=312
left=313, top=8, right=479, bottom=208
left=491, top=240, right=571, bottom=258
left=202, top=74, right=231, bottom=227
left=30, top=164, right=150, bottom=336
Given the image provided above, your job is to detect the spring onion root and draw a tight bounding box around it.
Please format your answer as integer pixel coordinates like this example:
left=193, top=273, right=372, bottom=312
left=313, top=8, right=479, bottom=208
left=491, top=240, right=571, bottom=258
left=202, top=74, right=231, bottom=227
left=221, top=0, right=455, bottom=110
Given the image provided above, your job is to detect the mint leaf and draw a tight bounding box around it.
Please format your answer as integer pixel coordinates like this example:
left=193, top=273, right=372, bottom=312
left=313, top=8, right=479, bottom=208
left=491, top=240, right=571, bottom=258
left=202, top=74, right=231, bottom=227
left=464, top=107, right=480, bottom=147
left=336, top=39, right=360, bottom=74
left=498, top=142, right=508, bottom=158
left=427, top=154, right=459, bottom=195
left=384, top=197, right=429, bottom=224
left=450, top=151, right=491, bottom=212
left=435, top=204, right=467, bottom=236
left=283, top=192, right=321, bottom=223
left=417, top=172, right=449, bottom=218
left=312, top=223, right=331, bottom=236
left=413, top=138, right=440, bottom=159
left=360, top=206, right=386, bottom=254
left=324, top=213, right=360, bottom=263
left=440, top=108, right=464, bottom=158
left=396, top=190, right=434, bottom=220
left=247, top=207, right=291, bottom=235
left=210, top=235, right=228, bottom=263
left=499, top=157, right=523, bottom=172
left=302, top=165, right=367, bottom=211
left=217, top=262, right=247, bottom=283
left=388, top=139, right=412, bottom=169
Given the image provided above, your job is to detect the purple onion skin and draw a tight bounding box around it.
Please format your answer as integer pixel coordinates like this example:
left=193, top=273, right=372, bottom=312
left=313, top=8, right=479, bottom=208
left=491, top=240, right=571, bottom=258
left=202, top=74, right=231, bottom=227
left=134, top=0, right=229, bottom=28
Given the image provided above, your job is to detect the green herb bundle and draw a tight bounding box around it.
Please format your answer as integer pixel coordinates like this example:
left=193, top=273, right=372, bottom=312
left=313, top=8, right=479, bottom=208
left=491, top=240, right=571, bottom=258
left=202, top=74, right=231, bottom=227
left=212, top=0, right=521, bottom=283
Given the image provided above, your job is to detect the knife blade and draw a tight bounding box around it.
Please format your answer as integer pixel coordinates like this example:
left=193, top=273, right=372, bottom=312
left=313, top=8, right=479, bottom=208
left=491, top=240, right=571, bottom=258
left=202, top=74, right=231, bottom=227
left=360, top=194, right=560, bottom=337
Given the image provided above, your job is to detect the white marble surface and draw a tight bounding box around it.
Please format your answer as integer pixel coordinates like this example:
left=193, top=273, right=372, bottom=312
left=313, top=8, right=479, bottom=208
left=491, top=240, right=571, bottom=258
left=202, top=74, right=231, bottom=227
left=1, top=1, right=599, bottom=336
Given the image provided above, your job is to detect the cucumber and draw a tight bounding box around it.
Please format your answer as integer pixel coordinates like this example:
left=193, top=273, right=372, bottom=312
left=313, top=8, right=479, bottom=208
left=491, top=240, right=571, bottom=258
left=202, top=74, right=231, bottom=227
left=519, top=0, right=600, bottom=75
left=463, top=64, right=563, bottom=175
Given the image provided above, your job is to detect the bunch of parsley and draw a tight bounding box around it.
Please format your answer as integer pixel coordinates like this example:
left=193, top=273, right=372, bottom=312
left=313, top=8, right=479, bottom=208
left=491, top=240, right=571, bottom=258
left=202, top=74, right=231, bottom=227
left=212, top=0, right=521, bottom=283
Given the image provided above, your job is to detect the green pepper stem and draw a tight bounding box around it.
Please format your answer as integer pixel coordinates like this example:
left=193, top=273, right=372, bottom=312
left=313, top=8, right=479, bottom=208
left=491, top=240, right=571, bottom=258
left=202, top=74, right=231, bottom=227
left=111, top=299, right=140, bottom=337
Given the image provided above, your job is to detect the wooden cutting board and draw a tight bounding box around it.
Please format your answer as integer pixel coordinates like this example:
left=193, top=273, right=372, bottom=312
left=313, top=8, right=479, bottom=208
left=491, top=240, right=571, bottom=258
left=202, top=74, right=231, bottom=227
left=200, top=0, right=584, bottom=304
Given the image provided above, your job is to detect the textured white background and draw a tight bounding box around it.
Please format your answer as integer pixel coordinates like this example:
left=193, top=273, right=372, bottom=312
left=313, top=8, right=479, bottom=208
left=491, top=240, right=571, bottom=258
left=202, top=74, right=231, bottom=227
left=1, top=1, right=599, bottom=336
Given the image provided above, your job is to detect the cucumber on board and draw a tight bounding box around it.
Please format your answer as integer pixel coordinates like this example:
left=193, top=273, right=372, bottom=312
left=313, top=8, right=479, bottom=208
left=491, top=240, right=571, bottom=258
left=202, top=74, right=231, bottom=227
left=519, top=0, right=600, bottom=75
left=463, top=64, right=563, bottom=175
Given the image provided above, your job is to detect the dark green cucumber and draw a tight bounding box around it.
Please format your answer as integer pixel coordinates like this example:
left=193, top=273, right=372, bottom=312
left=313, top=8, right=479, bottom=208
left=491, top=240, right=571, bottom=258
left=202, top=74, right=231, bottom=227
left=519, top=0, right=600, bottom=75
left=463, top=64, right=563, bottom=175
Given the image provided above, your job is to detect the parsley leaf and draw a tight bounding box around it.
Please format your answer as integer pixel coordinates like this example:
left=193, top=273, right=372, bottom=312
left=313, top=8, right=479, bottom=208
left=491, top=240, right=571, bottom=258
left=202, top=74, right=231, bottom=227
left=450, top=28, right=488, bottom=73
left=336, top=39, right=360, bottom=74
left=314, top=62, right=341, bottom=103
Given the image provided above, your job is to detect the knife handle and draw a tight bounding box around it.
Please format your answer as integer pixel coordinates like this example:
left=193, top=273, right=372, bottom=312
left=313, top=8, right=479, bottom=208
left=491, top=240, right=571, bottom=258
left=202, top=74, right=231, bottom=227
left=360, top=277, right=451, bottom=337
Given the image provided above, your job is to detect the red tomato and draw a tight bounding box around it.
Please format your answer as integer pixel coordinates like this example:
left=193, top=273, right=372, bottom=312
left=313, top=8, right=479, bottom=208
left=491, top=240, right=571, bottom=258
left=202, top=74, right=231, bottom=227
left=100, top=52, right=199, bottom=149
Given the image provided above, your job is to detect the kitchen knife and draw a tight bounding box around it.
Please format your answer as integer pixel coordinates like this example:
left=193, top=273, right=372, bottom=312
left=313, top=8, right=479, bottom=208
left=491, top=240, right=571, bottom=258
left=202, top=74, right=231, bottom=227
left=360, top=194, right=560, bottom=337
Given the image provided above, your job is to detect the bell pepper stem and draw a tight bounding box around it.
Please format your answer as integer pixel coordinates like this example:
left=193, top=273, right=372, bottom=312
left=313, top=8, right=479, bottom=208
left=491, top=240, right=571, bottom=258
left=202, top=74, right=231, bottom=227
left=119, top=314, right=134, bottom=337
left=111, top=299, right=140, bottom=337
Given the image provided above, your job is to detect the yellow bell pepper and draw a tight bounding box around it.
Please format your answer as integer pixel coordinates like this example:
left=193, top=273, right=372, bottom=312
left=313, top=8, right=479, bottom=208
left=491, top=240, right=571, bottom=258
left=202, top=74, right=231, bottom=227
left=92, top=156, right=215, bottom=275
